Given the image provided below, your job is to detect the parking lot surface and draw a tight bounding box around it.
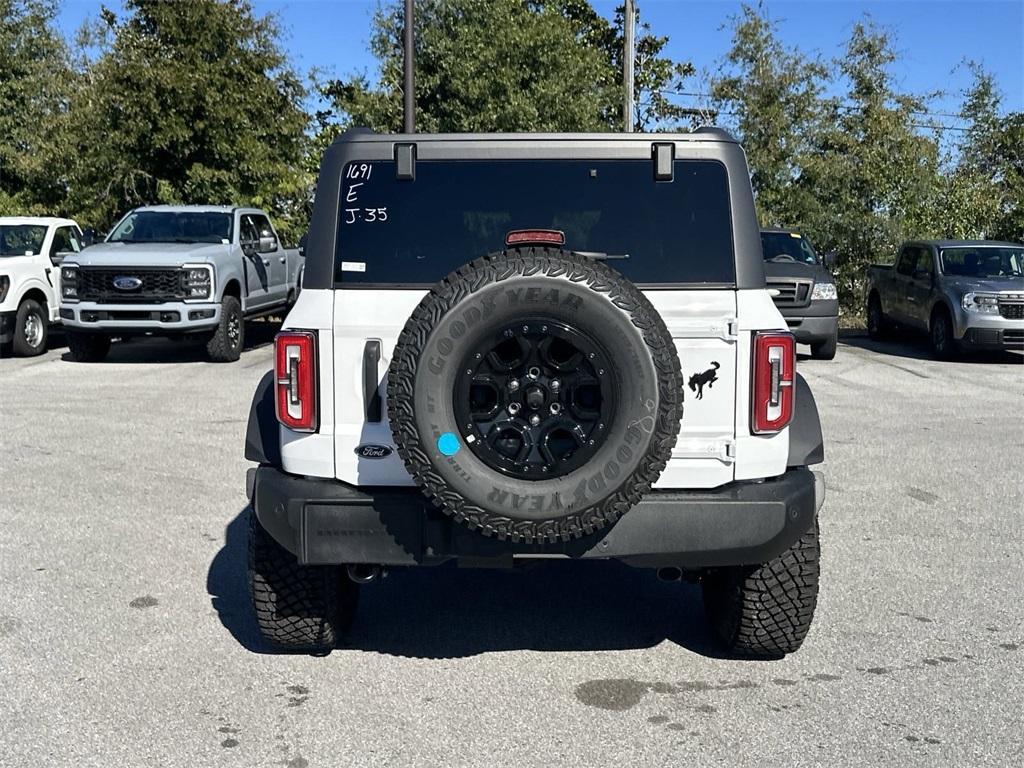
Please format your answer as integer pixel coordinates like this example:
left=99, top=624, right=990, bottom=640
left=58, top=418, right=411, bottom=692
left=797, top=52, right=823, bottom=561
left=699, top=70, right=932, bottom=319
left=1, top=330, right=1022, bottom=767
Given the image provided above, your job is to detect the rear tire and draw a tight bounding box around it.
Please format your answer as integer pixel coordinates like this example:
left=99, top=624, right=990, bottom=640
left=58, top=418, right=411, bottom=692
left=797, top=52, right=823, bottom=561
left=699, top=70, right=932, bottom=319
left=13, top=299, right=48, bottom=357
left=866, top=293, right=889, bottom=341
left=206, top=295, right=244, bottom=362
left=930, top=309, right=958, bottom=360
left=702, top=517, right=820, bottom=658
left=810, top=334, right=837, bottom=360
left=66, top=330, right=111, bottom=362
left=248, top=507, right=358, bottom=652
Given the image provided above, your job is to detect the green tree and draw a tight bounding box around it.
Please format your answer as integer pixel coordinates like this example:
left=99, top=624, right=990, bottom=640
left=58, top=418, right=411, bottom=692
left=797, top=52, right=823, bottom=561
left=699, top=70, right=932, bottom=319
left=800, top=21, right=943, bottom=311
left=710, top=3, right=827, bottom=228
left=317, top=0, right=694, bottom=137
left=0, top=0, right=76, bottom=215
left=68, top=0, right=311, bottom=239
left=945, top=66, right=1023, bottom=242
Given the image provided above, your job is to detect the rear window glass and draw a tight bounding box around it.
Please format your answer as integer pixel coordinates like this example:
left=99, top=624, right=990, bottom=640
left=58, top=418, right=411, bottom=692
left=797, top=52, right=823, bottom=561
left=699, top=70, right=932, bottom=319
left=335, top=159, right=734, bottom=285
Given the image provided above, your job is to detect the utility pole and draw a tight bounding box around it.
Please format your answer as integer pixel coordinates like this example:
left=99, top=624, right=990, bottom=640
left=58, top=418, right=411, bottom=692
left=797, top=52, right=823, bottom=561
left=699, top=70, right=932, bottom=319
left=623, top=0, right=635, bottom=132
left=403, top=0, right=415, bottom=133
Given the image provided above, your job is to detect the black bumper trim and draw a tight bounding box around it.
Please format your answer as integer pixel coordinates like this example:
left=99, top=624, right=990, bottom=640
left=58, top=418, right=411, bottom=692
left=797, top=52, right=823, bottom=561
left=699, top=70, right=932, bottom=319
left=251, top=466, right=823, bottom=569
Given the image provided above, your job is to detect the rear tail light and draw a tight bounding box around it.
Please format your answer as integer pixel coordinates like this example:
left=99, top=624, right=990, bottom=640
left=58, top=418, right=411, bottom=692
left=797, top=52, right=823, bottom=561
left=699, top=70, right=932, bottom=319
left=275, top=330, right=318, bottom=432
left=751, top=332, right=795, bottom=434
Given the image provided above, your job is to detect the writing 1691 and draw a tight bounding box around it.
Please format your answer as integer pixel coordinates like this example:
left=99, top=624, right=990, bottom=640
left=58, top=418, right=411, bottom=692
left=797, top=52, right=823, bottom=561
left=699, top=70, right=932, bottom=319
left=344, top=207, right=388, bottom=224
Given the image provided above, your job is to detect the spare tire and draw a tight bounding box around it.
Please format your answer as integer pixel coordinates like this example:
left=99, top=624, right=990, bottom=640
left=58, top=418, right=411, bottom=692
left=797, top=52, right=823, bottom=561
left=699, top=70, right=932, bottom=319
left=388, top=247, right=683, bottom=543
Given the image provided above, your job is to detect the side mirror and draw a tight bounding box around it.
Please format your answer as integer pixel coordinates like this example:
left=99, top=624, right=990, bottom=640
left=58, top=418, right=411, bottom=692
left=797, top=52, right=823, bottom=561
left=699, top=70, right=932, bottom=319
left=822, top=251, right=837, bottom=269
left=81, top=228, right=97, bottom=248
left=258, top=235, right=277, bottom=253
left=298, top=232, right=308, bottom=258
left=50, top=251, right=68, bottom=267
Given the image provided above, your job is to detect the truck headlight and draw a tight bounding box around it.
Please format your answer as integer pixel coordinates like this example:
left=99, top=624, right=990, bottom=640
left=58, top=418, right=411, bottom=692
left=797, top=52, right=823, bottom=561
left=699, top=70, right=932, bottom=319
left=182, top=264, right=213, bottom=300
left=810, top=282, right=837, bottom=301
left=962, top=292, right=998, bottom=314
left=61, top=266, right=79, bottom=301
left=0, top=275, right=9, bottom=303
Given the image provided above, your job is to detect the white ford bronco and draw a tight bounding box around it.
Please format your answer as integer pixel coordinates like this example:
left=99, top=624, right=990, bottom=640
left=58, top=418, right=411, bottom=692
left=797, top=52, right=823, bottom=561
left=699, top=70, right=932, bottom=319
left=0, top=216, right=85, bottom=356
left=59, top=205, right=303, bottom=362
left=244, top=129, right=826, bottom=657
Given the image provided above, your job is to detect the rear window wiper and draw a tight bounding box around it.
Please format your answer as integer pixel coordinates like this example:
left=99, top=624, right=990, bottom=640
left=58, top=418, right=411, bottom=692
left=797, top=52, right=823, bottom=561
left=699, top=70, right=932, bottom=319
left=576, top=251, right=631, bottom=260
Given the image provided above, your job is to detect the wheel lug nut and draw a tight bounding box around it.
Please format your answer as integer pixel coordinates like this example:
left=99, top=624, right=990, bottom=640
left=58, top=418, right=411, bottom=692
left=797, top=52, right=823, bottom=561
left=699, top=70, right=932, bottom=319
left=529, top=414, right=541, bottom=427
left=550, top=403, right=562, bottom=415
left=509, top=379, right=520, bottom=391
left=508, top=402, right=521, bottom=415
left=527, top=366, right=541, bottom=379
left=550, top=379, right=560, bottom=391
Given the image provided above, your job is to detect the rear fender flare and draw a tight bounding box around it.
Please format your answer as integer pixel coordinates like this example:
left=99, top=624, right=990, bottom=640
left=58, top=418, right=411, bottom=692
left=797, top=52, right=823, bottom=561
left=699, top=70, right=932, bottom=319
left=787, top=373, right=824, bottom=467
left=245, top=370, right=281, bottom=466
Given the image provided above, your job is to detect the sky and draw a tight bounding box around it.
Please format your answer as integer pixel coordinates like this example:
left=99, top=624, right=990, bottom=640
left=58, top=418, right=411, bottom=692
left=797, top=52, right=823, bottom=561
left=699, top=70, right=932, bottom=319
left=56, top=0, right=1024, bottom=129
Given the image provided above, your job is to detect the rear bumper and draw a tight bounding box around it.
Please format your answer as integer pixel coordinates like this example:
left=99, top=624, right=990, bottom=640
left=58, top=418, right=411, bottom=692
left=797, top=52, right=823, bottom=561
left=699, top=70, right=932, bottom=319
left=0, top=310, right=14, bottom=345
left=248, top=465, right=824, bottom=570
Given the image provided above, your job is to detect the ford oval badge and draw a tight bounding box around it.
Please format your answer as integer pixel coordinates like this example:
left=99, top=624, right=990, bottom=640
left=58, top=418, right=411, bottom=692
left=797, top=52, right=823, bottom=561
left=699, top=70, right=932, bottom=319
left=113, top=276, right=143, bottom=290
left=355, top=444, right=393, bottom=459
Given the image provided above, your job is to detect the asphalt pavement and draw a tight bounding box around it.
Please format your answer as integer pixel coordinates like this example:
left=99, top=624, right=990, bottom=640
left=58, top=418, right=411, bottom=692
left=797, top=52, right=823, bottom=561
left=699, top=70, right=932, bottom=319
left=1, top=328, right=1022, bottom=767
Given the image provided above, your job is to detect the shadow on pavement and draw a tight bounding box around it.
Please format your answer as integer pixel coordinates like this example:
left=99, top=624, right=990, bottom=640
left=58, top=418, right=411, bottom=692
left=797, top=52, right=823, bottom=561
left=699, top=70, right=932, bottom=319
left=208, top=506, right=731, bottom=660
left=838, top=330, right=1022, bottom=365
left=58, top=317, right=281, bottom=364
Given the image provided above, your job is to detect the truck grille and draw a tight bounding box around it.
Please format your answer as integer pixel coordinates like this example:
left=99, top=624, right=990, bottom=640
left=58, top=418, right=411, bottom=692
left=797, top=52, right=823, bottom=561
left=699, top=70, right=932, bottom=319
left=767, top=278, right=813, bottom=309
left=78, top=268, right=186, bottom=304
left=998, top=301, right=1024, bottom=320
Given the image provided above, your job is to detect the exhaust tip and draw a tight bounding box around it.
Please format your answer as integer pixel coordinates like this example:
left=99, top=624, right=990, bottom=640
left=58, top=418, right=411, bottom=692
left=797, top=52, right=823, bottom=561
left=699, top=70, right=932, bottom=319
left=657, top=566, right=683, bottom=583
left=346, top=564, right=381, bottom=584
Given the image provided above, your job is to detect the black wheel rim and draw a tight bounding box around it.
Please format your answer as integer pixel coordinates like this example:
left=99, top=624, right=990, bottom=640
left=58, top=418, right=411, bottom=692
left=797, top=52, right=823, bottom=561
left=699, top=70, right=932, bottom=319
left=454, top=318, right=617, bottom=480
left=227, top=310, right=241, bottom=349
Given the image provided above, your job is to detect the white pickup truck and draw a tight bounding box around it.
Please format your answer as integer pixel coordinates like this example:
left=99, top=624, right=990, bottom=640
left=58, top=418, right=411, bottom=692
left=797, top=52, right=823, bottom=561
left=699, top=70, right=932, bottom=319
left=60, top=205, right=304, bottom=362
left=0, top=217, right=85, bottom=356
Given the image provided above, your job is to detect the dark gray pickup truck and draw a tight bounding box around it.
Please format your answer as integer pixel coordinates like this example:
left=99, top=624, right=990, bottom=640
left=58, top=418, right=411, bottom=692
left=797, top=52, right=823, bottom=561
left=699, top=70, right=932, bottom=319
left=866, top=240, right=1024, bottom=358
left=761, top=229, right=839, bottom=359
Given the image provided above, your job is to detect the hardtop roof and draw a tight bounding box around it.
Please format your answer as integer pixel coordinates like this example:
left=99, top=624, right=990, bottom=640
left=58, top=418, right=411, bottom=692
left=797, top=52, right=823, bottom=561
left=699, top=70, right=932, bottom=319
left=330, top=126, right=738, bottom=147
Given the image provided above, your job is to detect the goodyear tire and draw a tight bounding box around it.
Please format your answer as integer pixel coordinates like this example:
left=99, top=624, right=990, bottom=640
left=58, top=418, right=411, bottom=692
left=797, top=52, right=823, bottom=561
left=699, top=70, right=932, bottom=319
left=388, top=247, right=683, bottom=543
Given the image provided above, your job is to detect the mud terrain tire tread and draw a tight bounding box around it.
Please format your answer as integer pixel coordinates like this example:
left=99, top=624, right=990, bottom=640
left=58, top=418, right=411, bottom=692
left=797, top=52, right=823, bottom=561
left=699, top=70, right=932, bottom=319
left=702, top=517, right=820, bottom=658
left=207, top=295, right=243, bottom=362
left=388, top=247, right=683, bottom=544
left=248, top=508, right=357, bottom=652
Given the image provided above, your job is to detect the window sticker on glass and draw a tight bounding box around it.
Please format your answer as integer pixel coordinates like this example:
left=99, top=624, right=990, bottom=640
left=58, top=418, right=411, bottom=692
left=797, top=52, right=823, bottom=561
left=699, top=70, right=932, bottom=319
left=340, top=261, right=367, bottom=272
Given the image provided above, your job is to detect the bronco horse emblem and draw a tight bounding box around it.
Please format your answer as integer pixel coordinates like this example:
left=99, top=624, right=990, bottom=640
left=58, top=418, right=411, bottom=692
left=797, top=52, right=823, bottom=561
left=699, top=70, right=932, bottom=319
left=688, top=361, right=720, bottom=400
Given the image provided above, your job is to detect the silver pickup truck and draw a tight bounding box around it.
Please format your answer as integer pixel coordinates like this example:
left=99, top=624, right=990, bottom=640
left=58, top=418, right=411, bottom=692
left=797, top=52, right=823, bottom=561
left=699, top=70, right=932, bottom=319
left=60, top=206, right=303, bottom=362
left=866, top=239, right=1024, bottom=358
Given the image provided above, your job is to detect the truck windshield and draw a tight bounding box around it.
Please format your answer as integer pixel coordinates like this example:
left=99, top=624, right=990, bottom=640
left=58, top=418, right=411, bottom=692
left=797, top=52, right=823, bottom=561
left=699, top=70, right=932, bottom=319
left=760, top=231, right=818, bottom=265
left=108, top=211, right=232, bottom=244
left=335, top=159, right=735, bottom=285
left=0, top=224, right=47, bottom=257
left=940, top=247, right=1023, bottom=278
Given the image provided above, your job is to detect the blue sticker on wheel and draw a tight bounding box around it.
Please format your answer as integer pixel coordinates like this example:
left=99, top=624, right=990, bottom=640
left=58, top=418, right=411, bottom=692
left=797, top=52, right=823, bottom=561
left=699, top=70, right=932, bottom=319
left=437, top=432, right=461, bottom=457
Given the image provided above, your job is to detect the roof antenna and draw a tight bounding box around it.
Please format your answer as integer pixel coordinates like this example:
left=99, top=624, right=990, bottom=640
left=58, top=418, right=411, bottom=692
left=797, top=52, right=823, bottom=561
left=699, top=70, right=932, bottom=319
left=403, top=0, right=415, bottom=134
